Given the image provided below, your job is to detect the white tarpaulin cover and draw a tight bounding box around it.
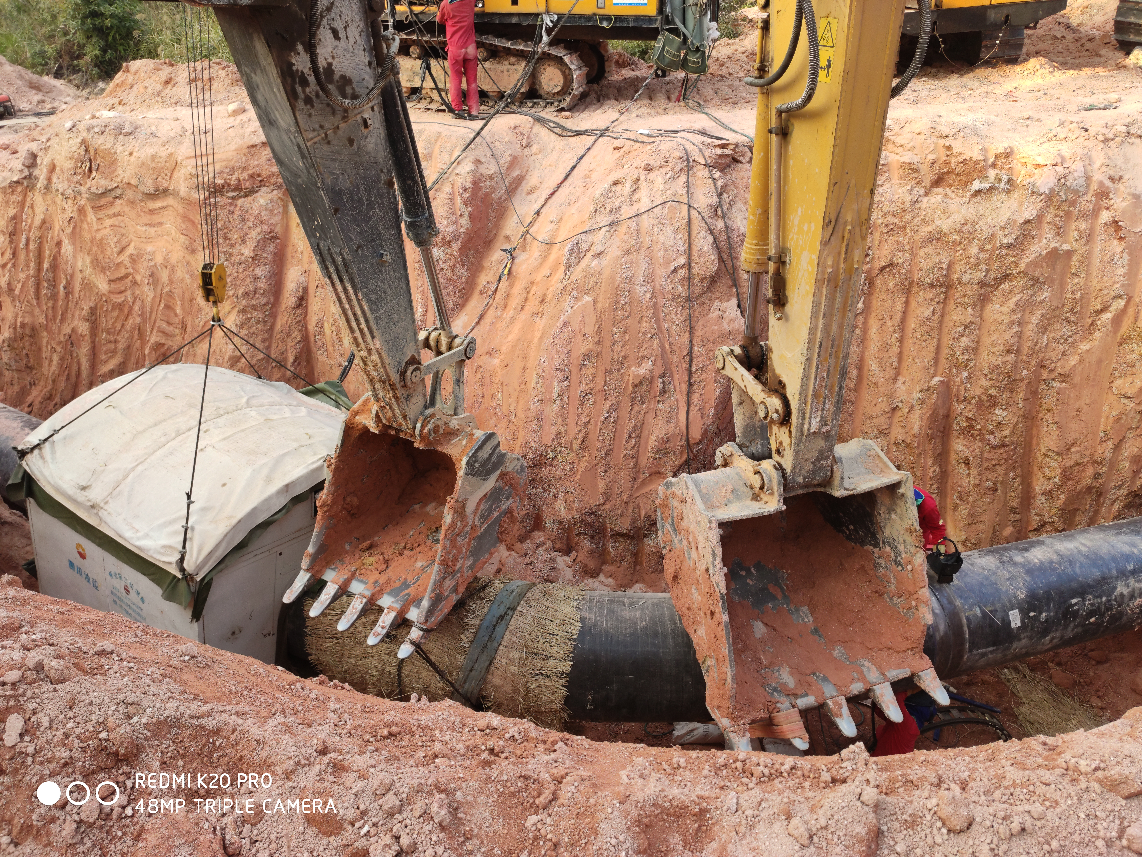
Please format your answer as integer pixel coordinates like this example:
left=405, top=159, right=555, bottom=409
left=19, top=364, right=345, bottom=578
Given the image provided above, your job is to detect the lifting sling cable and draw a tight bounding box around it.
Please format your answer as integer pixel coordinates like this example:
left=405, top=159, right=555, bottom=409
left=176, top=5, right=224, bottom=586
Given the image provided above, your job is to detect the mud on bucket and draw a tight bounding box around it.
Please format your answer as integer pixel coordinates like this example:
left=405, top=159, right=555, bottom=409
left=283, top=401, right=526, bottom=650
left=657, top=439, right=943, bottom=750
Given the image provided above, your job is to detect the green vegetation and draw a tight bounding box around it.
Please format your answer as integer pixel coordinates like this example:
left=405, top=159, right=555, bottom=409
left=715, top=0, right=755, bottom=42
left=612, top=39, right=654, bottom=62
left=0, top=0, right=229, bottom=83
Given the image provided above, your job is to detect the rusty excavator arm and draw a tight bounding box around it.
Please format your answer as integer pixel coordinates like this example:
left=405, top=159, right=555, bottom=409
left=658, top=0, right=949, bottom=751
left=158, top=0, right=525, bottom=657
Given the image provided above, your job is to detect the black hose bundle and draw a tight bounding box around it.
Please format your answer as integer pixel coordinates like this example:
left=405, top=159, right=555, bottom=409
left=891, top=0, right=932, bottom=98
left=742, top=0, right=819, bottom=114
left=744, top=0, right=803, bottom=88
left=308, top=0, right=398, bottom=109
left=776, top=0, right=818, bottom=114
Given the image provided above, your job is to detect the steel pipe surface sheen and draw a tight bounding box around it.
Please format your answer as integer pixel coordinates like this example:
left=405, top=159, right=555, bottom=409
left=924, top=516, right=1142, bottom=678
left=296, top=518, right=1142, bottom=721
left=565, top=591, right=710, bottom=723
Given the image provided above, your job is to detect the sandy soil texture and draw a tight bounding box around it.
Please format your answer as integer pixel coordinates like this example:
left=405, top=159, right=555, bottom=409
left=0, top=57, right=82, bottom=114
left=3, top=581, right=1142, bottom=857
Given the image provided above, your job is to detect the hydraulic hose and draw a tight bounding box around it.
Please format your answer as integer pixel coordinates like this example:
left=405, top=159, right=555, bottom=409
left=744, top=0, right=804, bottom=88
left=776, top=0, right=819, bottom=114
left=891, top=0, right=932, bottom=98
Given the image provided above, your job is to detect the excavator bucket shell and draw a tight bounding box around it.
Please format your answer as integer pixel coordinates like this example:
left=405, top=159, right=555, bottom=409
left=298, top=400, right=525, bottom=633
left=658, top=444, right=933, bottom=738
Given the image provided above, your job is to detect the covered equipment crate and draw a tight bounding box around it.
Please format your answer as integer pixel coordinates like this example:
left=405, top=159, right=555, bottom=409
left=11, top=365, right=346, bottom=664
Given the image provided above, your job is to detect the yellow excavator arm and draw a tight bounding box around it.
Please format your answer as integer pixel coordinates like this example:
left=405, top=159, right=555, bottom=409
left=658, top=0, right=948, bottom=750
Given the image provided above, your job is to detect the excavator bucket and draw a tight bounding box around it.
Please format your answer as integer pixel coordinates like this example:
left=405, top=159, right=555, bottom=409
left=284, top=401, right=525, bottom=649
left=658, top=439, right=944, bottom=750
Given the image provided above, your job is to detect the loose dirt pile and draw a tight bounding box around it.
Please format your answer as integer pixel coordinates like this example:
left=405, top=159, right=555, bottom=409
left=4, top=582, right=1142, bottom=857
left=0, top=56, right=82, bottom=114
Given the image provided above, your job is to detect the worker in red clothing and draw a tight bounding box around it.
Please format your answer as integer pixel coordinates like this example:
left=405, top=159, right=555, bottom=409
left=871, top=691, right=920, bottom=757
left=915, top=487, right=947, bottom=551
left=436, top=0, right=480, bottom=119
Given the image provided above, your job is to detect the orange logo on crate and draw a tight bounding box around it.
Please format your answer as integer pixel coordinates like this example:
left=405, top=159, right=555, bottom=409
left=75, top=544, right=87, bottom=560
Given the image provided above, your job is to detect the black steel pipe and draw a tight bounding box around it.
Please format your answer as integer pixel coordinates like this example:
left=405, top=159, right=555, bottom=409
left=565, top=518, right=1142, bottom=721
left=291, top=516, right=1142, bottom=722
left=0, top=403, right=41, bottom=511
left=565, top=592, right=710, bottom=723
left=924, top=516, right=1142, bottom=678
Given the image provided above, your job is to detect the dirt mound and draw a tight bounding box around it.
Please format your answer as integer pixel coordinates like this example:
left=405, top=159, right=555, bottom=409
left=3, top=583, right=1142, bottom=856
left=0, top=56, right=82, bottom=114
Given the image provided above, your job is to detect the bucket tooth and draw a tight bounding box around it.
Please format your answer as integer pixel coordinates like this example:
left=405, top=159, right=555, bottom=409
left=283, top=571, right=314, bottom=604
left=824, top=696, right=858, bottom=738
left=337, top=591, right=372, bottom=632
left=914, top=668, right=950, bottom=706
left=870, top=682, right=903, bottom=723
left=397, top=625, right=426, bottom=660
left=746, top=706, right=811, bottom=750
left=304, top=403, right=525, bottom=648
left=365, top=588, right=413, bottom=646
left=309, top=579, right=346, bottom=617
left=658, top=439, right=933, bottom=733
left=366, top=607, right=400, bottom=646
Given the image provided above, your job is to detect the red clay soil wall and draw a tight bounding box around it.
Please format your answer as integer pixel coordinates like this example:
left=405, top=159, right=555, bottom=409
left=1, top=9, right=1140, bottom=586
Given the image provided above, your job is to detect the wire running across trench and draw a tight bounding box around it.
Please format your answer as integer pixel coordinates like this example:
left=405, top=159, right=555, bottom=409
left=418, top=83, right=744, bottom=477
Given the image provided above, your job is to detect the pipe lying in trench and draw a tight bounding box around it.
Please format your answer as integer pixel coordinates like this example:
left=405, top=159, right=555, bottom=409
left=9, top=397, right=1140, bottom=721
left=0, top=403, right=42, bottom=512
left=296, top=516, right=1142, bottom=723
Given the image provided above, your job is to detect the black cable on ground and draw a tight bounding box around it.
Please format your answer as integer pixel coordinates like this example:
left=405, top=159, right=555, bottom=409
left=674, top=135, right=743, bottom=314
left=476, top=153, right=740, bottom=309
left=681, top=69, right=753, bottom=144
left=410, top=640, right=477, bottom=709
left=409, top=121, right=735, bottom=278
left=462, top=71, right=654, bottom=336
left=424, top=0, right=586, bottom=191
left=682, top=98, right=753, bottom=142
left=891, top=0, right=932, bottom=98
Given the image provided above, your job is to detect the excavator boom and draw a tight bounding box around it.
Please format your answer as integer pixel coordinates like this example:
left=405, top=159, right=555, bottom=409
left=167, top=0, right=526, bottom=654
left=658, top=0, right=944, bottom=750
